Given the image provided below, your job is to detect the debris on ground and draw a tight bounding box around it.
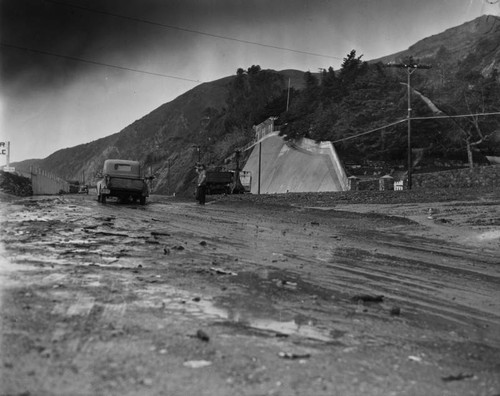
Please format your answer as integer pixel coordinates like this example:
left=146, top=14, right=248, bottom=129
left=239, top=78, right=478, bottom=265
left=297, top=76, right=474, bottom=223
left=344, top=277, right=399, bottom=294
left=275, top=279, right=298, bottom=289
left=351, top=294, right=384, bottom=303
left=183, top=360, right=212, bottom=369
left=195, top=329, right=210, bottom=342
left=151, top=231, right=171, bottom=238
left=210, top=267, right=237, bottom=276
left=390, top=307, right=401, bottom=316
left=441, top=373, right=474, bottom=382
left=278, top=352, right=311, bottom=360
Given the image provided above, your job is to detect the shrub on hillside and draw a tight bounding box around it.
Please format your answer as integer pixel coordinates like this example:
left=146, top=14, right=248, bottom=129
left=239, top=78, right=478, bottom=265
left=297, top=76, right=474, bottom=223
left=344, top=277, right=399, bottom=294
left=0, top=171, right=33, bottom=196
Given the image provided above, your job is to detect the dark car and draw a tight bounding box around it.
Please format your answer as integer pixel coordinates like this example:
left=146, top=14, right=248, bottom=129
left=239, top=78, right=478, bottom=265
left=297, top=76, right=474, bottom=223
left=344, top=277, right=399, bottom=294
left=96, top=159, right=149, bottom=205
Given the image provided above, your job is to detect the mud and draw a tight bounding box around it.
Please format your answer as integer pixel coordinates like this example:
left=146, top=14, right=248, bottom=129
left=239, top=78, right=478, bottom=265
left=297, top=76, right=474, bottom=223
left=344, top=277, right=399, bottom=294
left=1, top=191, right=499, bottom=396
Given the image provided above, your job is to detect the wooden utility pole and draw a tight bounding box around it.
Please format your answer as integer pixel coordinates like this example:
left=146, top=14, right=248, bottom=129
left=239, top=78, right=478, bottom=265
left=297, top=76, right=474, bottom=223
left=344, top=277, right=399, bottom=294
left=386, top=59, right=431, bottom=189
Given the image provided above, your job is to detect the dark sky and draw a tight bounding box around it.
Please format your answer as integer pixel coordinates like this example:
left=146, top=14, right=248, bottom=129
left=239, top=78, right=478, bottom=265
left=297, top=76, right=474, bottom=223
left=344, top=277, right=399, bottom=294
left=1, top=0, right=499, bottom=161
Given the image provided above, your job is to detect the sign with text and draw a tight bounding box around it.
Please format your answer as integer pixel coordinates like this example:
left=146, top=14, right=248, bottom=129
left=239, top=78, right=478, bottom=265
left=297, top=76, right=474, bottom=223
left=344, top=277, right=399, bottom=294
left=0, top=142, right=6, bottom=155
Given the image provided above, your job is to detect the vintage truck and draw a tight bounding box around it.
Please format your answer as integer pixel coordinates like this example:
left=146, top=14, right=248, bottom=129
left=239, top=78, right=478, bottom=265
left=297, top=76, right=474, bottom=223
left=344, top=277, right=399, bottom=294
left=96, top=159, right=149, bottom=205
left=202, top=170, right=251, bottom=195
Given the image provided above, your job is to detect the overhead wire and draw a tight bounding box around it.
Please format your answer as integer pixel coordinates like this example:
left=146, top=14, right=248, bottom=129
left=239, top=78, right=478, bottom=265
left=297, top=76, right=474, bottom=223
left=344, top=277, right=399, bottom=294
left=1, top=0, right=343, bottom=83
left=331, top=112, right=500, bottom=144
left=44, top=0, right=343, bottom=61
left=0, top=42, right=202, bottom=83
left=331, top=120, right=407, bottom=143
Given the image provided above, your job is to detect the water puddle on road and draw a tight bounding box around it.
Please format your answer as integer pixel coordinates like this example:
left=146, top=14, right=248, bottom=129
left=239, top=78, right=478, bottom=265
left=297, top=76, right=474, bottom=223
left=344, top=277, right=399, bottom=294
left=138, top=275, right=338, bottom=343
left=193, top=298, right=335, bottom=342
left=476, top=230, right=500, bottom=241
left=460, top=229, right=500, bottom=246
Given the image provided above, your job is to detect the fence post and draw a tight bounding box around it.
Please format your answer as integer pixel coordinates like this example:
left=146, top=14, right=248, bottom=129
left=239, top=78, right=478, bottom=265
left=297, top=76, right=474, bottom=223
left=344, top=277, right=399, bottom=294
left=348, top=176, right=359, bottom=191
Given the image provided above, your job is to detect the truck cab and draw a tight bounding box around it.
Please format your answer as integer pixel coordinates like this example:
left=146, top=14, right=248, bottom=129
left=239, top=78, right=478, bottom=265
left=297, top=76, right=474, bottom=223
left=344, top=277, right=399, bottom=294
left=96, top=159, right=149, bottom=205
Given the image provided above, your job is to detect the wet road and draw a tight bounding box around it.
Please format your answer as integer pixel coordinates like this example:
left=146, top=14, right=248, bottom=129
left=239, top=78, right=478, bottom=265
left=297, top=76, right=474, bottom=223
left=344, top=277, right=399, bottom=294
left=1, top=193, right=499, bottom=396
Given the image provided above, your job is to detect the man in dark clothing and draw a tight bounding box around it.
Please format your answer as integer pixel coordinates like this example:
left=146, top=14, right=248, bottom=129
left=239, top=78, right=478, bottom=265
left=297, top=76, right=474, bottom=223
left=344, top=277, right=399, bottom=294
left=195, top=164, right=207, bottom=205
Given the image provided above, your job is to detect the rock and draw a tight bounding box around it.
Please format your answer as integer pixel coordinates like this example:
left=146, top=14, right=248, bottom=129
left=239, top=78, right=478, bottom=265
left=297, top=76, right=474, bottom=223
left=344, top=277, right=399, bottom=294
left=441, top=373, right=474, bottom=382
left=390, top=307, right=401, bottom=316
left=278, top=352, right=311, bottom=359
left=351, top=294, right=384, bottom=303
left=210, top=267, right=237, bottom=276
left=196, top=329, right=210, bottom=342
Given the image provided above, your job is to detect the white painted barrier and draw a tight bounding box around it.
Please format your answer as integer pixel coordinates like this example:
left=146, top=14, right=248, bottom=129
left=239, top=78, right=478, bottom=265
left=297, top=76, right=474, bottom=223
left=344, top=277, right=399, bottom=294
left=30, top=167, right=69, bottom=195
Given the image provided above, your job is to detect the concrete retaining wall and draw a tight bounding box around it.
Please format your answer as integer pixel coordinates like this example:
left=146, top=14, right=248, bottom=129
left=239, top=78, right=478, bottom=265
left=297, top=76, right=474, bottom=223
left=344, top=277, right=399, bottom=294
left=30, top=167, right=69, bottom=195
left=349, top=164, right=500, bottom=191
left=413, top=165, right=500, bottom=189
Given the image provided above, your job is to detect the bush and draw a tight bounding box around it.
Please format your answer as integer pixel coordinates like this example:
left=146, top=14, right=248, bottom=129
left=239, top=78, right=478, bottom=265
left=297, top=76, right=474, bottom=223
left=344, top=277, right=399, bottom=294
left=0, top=171, right=33, bottom=196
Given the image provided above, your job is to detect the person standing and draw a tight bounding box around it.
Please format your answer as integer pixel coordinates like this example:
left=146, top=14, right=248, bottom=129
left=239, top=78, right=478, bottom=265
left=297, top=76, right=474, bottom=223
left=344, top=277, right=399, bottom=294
left=195, top=164, right=207, bottom=205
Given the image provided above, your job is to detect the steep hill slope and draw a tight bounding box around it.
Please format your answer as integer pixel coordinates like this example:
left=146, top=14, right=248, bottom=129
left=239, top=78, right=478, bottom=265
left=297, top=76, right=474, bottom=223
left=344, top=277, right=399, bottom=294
left=372, top=15, right=500, bottom=76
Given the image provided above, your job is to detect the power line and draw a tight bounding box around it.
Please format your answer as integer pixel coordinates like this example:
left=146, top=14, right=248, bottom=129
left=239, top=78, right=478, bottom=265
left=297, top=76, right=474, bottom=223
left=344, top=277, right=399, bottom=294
left=0, top=42, right=201, bottom=83
left=331, top=111, right=500, bottom=144
left=412, top=111, right=500, bottom=120
left=331, top=119, right=407, bottom=143
left=44, top=0, right=342, bottom=60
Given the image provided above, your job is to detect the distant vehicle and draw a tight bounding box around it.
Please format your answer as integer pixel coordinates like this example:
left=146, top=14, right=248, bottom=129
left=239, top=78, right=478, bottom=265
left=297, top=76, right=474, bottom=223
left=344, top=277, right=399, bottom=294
left=205, top=171, right=234, bottom=195
left=96, top=159, right=149, bottom=205
left=203, top=170, right=251, bottom=195
left=78, top=185, right=89, bottom=194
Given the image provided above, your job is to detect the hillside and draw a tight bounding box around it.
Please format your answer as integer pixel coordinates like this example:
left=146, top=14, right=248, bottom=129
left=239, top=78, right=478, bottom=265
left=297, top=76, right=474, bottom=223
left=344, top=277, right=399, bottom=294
left=372, top=15, right=500, bottom=71
left=12, top=15, right=500, bottom=196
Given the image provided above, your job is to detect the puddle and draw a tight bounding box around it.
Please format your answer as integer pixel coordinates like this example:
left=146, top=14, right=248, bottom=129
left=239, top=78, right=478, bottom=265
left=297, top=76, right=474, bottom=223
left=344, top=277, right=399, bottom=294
left=476, top=230, right=500, bottom=241
left=460, top=229, right=500, bottom=245
left=224, top=316, right=335, bottom=342
left=137, top=284, right=337, bottom=342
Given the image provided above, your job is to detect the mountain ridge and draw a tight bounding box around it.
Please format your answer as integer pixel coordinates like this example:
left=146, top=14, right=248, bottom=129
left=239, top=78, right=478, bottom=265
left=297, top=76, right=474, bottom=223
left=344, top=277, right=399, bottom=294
left=12, top=15, right=500, bottom=195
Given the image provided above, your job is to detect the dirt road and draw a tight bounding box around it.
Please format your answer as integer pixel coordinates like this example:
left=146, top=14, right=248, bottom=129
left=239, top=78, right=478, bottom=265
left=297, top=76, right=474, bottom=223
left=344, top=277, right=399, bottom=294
left=1, top=191, right=499, bottom=396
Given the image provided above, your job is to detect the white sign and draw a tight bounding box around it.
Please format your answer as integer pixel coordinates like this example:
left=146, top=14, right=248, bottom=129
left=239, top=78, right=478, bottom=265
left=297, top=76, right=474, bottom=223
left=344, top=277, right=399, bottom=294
left=3, top=167, right=15, bottom=173
left=0, top=142, right=6, bottom=155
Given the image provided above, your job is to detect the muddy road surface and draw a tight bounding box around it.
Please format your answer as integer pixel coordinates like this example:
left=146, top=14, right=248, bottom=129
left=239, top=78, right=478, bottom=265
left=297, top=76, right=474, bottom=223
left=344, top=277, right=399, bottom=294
left=1, top=191, right=499, bottom=396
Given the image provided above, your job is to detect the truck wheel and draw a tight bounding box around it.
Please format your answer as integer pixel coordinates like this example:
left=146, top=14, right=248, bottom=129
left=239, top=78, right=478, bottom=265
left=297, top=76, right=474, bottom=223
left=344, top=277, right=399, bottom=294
left=140, top=197, right=146, bottom=205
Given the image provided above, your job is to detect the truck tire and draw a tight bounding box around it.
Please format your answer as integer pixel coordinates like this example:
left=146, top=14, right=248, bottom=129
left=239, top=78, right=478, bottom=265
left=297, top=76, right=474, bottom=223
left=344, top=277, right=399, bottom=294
left=140, top=197, right=146, bottom=205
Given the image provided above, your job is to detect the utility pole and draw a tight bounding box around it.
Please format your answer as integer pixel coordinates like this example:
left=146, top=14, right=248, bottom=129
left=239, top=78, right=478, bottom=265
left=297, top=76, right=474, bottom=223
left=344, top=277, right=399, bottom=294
left=286, top=77, right=291, bottom=112
left=167, top=159, right=171, bottom=196
left=258, top=142, right=262, bottom=195
left=386, top=58, right=431, bottom=189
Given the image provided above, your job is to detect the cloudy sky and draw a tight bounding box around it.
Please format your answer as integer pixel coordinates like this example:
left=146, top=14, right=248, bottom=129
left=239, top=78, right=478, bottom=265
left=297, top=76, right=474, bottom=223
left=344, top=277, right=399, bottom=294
left=1, top=0, right=499, bottom=162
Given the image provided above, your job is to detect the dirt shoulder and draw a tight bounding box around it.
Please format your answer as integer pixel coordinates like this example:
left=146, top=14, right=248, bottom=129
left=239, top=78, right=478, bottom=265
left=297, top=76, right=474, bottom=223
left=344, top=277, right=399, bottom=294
left=1, top=189, right=499, bottom=396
